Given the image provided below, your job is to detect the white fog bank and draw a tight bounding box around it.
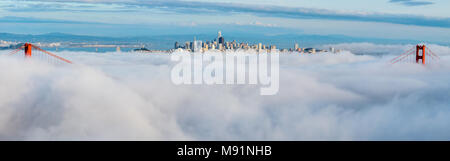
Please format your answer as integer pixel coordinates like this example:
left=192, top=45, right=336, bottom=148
left=1, top=43, right=450, bottom=140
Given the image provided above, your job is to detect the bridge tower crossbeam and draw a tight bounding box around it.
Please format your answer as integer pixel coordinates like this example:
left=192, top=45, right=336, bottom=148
left=416, top=45, right=426, bottom=65
left=24, top=43, right=32, bottom=58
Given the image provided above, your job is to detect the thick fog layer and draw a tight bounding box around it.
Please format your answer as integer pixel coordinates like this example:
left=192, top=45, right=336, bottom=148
left=1, top=43, right=450, bottom=140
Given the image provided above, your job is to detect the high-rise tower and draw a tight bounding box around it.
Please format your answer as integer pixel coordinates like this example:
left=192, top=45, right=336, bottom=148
left=217, top=30, right=224, bottom=45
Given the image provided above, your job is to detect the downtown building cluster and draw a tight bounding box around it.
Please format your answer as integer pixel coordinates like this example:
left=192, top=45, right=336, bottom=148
left=172, top=31, right=339, bottom=54
left=173, top=31, right=278, bottom=53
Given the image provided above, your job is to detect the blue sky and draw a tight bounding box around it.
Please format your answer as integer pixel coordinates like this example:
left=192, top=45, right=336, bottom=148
left=0, top=0, right=449, bottom=43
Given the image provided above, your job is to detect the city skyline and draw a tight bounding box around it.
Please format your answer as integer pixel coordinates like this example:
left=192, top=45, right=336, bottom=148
left=173, top=31, right=331, bottom=53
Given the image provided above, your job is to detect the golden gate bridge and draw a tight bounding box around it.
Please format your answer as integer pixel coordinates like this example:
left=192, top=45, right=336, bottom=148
left=7, top=43, right=72, bottom=64
left=390, top=44, right=440, bottom=65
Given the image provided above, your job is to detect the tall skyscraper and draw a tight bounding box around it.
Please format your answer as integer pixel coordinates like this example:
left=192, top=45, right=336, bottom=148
left=204, top=44, right=209, bottom=51
left=175, top=42, right=179, bottom=49
left=193, top=40, right=203, bottom=52
left=217, top=30, right=225, bottom=45
left=219, top=37, right=224, bottom=44
left=185, top=42, right=190, bottom=49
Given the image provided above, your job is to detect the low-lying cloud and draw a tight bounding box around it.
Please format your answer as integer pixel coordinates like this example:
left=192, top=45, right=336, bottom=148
left=390, top=0, right=434, bottom=6
left=1, top=43, right=450, bottom=140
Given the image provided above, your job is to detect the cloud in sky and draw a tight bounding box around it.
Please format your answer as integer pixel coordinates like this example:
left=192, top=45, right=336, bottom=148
left=1, top=43, right=450, bottom=140
left=0, top=0, right=135, bottom=12
left=5, top=0, right=450, bottom=28
left=389, top=0, right=434, bottom=6
left=0, top=16, right=99, bottom=24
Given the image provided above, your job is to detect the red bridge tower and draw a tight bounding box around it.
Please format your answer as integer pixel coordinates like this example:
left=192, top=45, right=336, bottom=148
left=8, top=43, right=73, bottom=64
left=390, top=44, right=439, bottom=65
left=24, top=43, right=33, bottom=58
left=416, top=45, right=426, bottom=65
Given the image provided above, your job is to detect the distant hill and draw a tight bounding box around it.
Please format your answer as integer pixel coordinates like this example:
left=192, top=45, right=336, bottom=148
left=0, top=32, right=446, bottom=50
